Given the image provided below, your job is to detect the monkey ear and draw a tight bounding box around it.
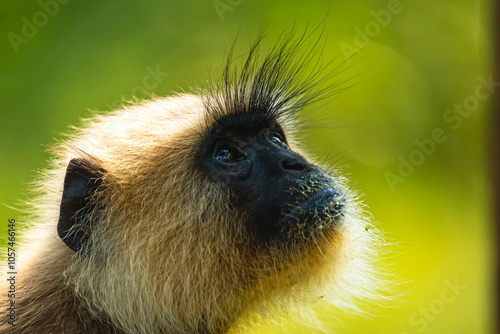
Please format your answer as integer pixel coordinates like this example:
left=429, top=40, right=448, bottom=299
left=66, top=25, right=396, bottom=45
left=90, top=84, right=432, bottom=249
left=58, top=158, right=105, bottom=254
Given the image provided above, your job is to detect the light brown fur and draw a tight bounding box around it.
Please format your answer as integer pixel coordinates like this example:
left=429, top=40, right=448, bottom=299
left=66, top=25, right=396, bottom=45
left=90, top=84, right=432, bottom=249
left=1, top=93, right=383, bottom=333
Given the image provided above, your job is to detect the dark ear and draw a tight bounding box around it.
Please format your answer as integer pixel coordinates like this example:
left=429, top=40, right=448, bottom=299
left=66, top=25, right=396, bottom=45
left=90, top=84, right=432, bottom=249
left=58, top=158, right=105, bottom=253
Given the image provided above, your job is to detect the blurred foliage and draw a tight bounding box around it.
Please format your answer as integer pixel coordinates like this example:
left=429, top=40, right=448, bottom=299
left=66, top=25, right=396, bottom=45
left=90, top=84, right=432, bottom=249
left=0, top=0, right=494, bottom=333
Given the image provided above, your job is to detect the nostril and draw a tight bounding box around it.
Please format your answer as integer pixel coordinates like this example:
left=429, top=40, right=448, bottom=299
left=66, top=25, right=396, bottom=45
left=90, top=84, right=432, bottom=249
left=282, top=159, right=306, bottom=171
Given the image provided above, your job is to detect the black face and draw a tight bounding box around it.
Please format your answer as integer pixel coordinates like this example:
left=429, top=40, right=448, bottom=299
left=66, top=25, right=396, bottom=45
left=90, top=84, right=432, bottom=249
left=199, top=114, right=346, bottom=245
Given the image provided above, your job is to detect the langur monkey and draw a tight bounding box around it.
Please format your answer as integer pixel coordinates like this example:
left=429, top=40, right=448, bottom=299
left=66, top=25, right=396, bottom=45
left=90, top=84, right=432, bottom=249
left=1, top=31, right=383, bottom=334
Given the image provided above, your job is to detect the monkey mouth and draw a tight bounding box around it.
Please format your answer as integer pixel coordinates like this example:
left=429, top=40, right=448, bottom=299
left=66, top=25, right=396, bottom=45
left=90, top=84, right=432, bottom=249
left=281, top=188, right=345, bottom=229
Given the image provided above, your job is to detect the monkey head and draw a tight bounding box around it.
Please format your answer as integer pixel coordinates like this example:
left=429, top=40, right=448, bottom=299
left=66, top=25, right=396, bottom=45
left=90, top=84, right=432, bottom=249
left=46, top=33, right=381, bottom=334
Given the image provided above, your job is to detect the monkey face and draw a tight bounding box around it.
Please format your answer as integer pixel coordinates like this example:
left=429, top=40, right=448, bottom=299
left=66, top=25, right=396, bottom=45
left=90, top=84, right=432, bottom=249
left=199, top=113, right=346, bottom=246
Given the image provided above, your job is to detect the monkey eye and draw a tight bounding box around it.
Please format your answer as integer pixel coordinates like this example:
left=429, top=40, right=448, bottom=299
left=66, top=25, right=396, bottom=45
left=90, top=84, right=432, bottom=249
left=269, top=133, right=289, bottom=149
left=213, top=143, right=246, bottom=164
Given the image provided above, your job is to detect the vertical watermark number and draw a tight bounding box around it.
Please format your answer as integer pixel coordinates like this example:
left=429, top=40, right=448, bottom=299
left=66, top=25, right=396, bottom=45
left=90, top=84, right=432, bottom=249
left=6, top=219, right=17, bottom=326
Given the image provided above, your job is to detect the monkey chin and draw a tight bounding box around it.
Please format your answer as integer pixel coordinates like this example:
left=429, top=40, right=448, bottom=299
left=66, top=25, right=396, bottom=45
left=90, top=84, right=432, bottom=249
left=279, top=187, right=345, bottom=243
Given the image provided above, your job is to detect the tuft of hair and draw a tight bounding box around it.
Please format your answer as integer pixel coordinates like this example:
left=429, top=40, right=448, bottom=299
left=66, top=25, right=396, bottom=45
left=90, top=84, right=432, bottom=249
left=1, top=27, right=389, bottom=334
left=201, top=26, right=353, bottom=130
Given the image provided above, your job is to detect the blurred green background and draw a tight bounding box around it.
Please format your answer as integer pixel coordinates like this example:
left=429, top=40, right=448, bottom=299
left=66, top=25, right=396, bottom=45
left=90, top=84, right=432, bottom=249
left=0, top=0, right=494, bottom=333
